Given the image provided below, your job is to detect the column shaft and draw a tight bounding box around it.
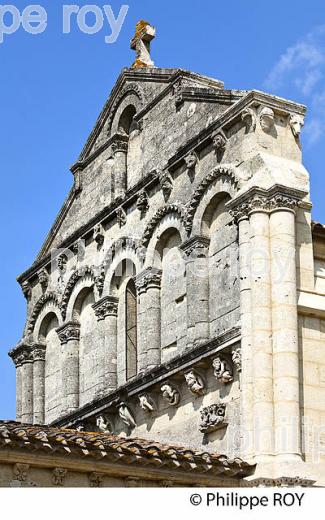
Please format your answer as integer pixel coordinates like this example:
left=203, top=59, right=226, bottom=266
left=250, top=210, right=274, bottom=461
left=238, top=217, right=254, bottom=459
left=32, top=348, right=46, bottom=425
left=112, top=137, right=128, bottom=198
left=21, top=360, right=33, bottom=424
left=270, top=209, right=302, bottom=460
left=15, top=364, right=23, bottom=422
left=57, top=322, right=80, bottom=416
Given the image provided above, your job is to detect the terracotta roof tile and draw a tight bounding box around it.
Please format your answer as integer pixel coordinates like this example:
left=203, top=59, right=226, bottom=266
left=0, top=420, right=254, bottom=477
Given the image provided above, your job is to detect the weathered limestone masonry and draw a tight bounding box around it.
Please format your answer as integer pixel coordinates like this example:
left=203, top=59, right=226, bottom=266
left=6, top=21, right=325, bottom=486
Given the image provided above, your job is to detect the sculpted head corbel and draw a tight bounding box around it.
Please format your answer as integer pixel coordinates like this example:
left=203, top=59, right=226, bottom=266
left=289, top=113, right=304, bottom=137
left=259, top=106, right=275, bottom=132
left=184, top=369, right=205, bottom=396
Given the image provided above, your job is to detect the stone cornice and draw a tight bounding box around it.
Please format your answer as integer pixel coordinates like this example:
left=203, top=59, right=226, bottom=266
left=135, top=267, right=162, bottom=294
left=52, top=326, right=240, bottom=428
left=92, top=297, right=118, bottom=321
left=227, top=185, right=309, bottom=221
left=56, top=322, right=80, bottom=345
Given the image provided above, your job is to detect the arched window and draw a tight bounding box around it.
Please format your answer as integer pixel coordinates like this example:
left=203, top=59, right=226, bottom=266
left=125, top=278, right=137, bottom=379
left=118, top=105, right=137, bottom=136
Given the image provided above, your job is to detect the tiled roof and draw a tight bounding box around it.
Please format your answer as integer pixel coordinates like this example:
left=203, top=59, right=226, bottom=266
left=0, top=421, right=254, bottom=478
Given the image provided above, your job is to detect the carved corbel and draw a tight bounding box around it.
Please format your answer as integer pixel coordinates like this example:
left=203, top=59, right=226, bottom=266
left=212, top=131, right=227, bottom=161
left=21, top=281, right=32, bottom=301
left=185, top=151, right=198, bottom=182
left=38, top=269, right=49, bottom=293
left=52, top=468, right=67, bottom=486
left=136, top=189, right=149, bottom=216
left=89, top=472, right=104, bottom=488
left=161, top=383, right=180, bottom=407
left=13, top=463, right=29, bottom=482
left=259, top=106, right=275, bottom=132
left=116, top=207, right=127, bottom=227
left=139, top=393, right=156, bottom=413
left=241, top=107, right=257, bottom=133
left=232, top=347, right=242, bottom=372
left=96, top=414, right=113, bottom=433
left=73, top=238, right=86, bottom=261
left=93, top=223, right=105, bottom=250
left=118, top=402, right=136, bottom=428
left=158, top=169, right=173, bottom=201
left=212, top=355, right=233, bottom=384
left=57, top=253, right=68, bottom=272
left=289, top=113, right=304, bottom=137
left=184, top=369, right=205, bottom=396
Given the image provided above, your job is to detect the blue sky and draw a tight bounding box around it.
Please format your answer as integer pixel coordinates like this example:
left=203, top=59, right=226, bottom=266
left=1, top=0, right=324, bottom=420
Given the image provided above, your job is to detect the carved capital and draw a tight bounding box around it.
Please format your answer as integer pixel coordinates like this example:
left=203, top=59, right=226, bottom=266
left=9, top=340, right=36, bottom=366
left=31, top=344, right=46, bottom=362
left=92, top=296, right=118, bottom=321
left=180, top=235, right=210, bottom=259
left=199, top=403, right=226, bottom=433
left=135, top=268, right=162, bottom=294
left=56, top=322, right=80, bottom=345
left=111, top=133, right=128, bottom=154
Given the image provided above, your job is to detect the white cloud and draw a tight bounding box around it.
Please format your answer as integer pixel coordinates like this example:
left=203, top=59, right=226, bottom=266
left=264, top=25, right=325, bottom=146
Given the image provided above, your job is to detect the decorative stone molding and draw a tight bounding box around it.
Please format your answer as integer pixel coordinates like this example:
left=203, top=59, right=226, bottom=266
left=141, top=204, right=187, bottom=247
left=185, top=151, right=198, bottom=181
left=161, top=383, right=180, bottom=407
left=180, top=235, right=210, bottom=259
left=116, top=206, right=127, bottom=227
left=60, top=266, right=95, bottom=319
left=199, top=403, right=226, bottom=433
left=212, top=356, right=233, bottom=384
left=21, top=280, right=32, bottom=301
left=56, top=322, right=80, bottom=345
left=52, top=468, right=67, bottom=486
left=241, top=107, right=257, bottom=133
left=118, top=403, right=136, bottom=428
left=158, top=169, right=173, bottom=201
left=92, top=296, right=118, bottom=321
left=89, top=472, right=104, bottom=488
left=289, top=113, right=304, bottom=137
left=184, top=369, right=205, bottom=396
left=139, top=393, right=156, bottom=413
left=259, top=106, right=275, bottom=132
left=160, top=480, right=174, bottom=488
left=135, top=267, right=162, bottom=295
left=27, top=293, right=61, bottom=333
left=96, top=414, right=112, bottom=433
left=38, top=269, right=49, bottom=293
left=232, top=347, right=242, bottom=372
left=250, top=477, right=314, bottom=488
left=137, top=189, right=149, bottom=215
left=93, top=223, right=105, bottom=250
left=13, top=463, right=29, bottom=482
left=125, top=476, right=141, bottom=487
left=185, top=165, right=238, bottom=234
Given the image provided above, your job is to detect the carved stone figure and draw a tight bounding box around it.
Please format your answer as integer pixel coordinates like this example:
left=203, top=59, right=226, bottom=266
left=116, top=207, right=127, bottom=227
left=289, top=113, right=304, bottom=137
left=96, top=415, right=112, bottom=433
left=21, top=281, right=31, bottom=301
left=57, top=254, right=68, bottom=272
left=199, top=403, right=226, bottom=433
left=89, top=472, right=104, bottom=488
left=232, top=347, right=242, bottom=372
left=13, top=463, right=29, bottom=482
left=137, top=189, right=149, bottom=215
left=212, top=356, right=233, bottom=384
left=158, top=170, right=173, bottom=201
left=52, top=468, right=67, bottom=486
left=259, top=106, right=275, bottom=132
left=139, top=394, right=155, bottom=412
left=93, top=223, right=104, bottom=249
left=118, top=403, right=136, bottom=428
left=161, top=383, right=180, bottom=406
left=184, top=370, right=205, bottom=396
left=241, top=107, right=257, bottom=133
left=38, top=269, right=49, bottom=293
left=212, top=132, right=227, bottom=151
left=185, top=151, right=198, bottom=181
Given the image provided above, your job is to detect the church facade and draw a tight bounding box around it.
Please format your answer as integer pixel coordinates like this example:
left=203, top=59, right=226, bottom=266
left=3, top=22, right=325, bottom=487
